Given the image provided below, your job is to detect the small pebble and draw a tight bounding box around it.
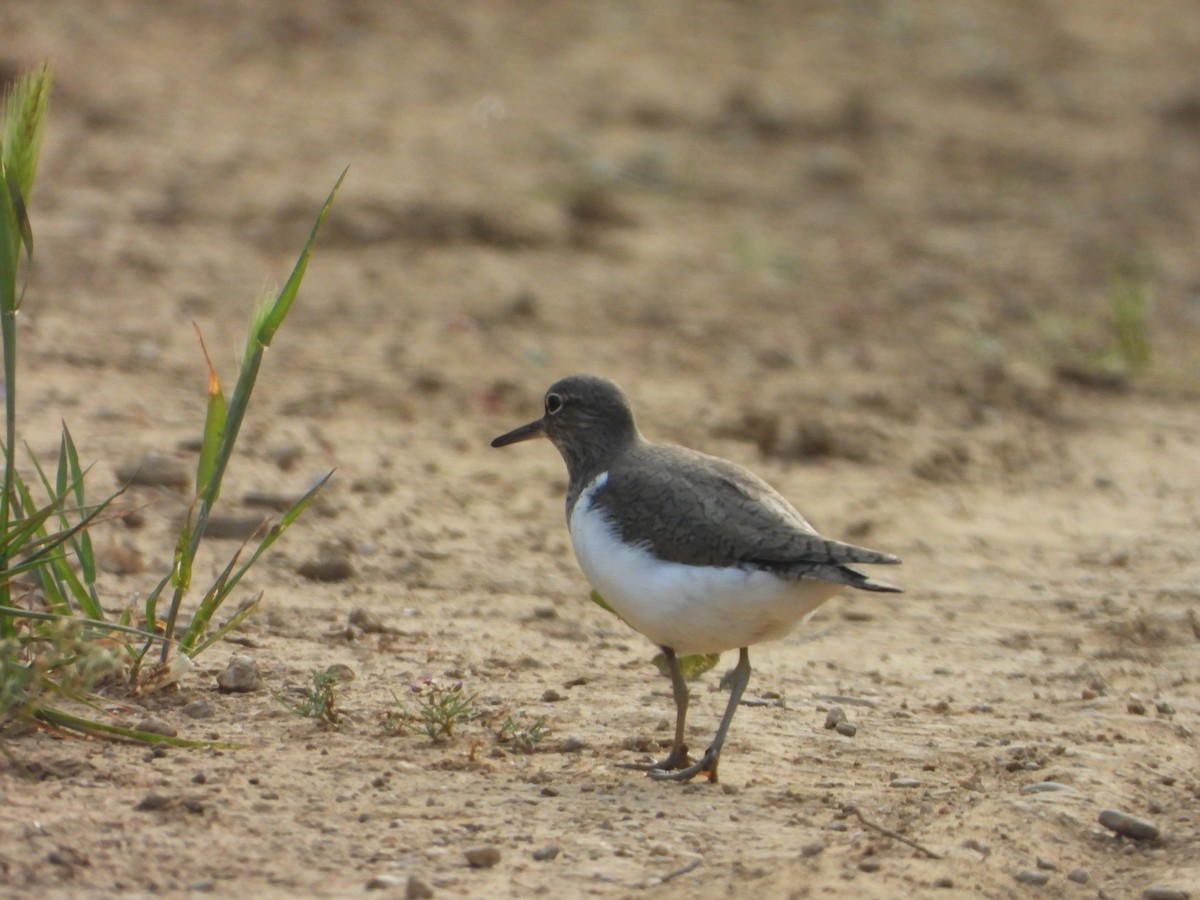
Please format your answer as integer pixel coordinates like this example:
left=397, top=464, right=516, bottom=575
left=187, top=879, right=215, bottom=892
left=1021, top=781, right=1073, bottom=794
left=1155, top=701, right=1176, bottom=715
left=1035, top=856, right=1057, bottom=871
left=1099, top=808, right=1160, bottom=841
left=406, top=875, right=434, bottom=899
left=364, top=874, right=404, bottom=891
left=202, top=514, right=268, bottom=540
left=134, top=717, right=177, bottom=737
left=835, top=721, right=857, bottom=737
left=542, top=688, right=564, bottom=702
left=1067, top=869, right=1089, bottom=884
left=243, top=490, right=303, bottom=511
left=1127, top=700, right=1147, bottom=715
left=858, top=857, right=881, bottom=873
left=100, top=541, right=145, bottom=575
left=298, top=552, right=355, bottom=582
left=216, top=655, right=263, bottom=693
left=1014, top=870, right=1050, bottom=886
left=351, top=473, right=395, bottom=494
left=47, top=848, right=86, bottom=868
left=1143, top=889, right=1190, bottom=900
left=182, top=699, right=213, bottom=719
left=532, top=845, right=559, bottom=862
left=134, top=791, right=175, bottom=811
left=266, top=443, right=305, bottom=470
left=933, top=877, right=954, bottom=889
left=963, top=839, right=991, bottom=857
left=824, top=707, right=847, bottom=729
left=116, top=454, right=190, bottom=491
left=465, top=846, right=501, bottom=869
left=348, top=608, right=386, bottom=633
left=890, top=777, right=921, bottom=788
left=800, top=840, right=826, bottom=858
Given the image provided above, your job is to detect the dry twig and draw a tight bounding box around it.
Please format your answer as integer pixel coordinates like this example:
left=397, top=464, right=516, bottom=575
left=843, top=803, right=943, bottom=860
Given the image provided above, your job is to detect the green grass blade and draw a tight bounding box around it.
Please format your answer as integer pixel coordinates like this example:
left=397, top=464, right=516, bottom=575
left=0, top=167, right=21, bottom=314
left=60, top=425, right=98, bottom=586
left=9, top=468, right=110, bottom=620
left=29, top=431, right=102, bottom=608
left=251, top=166, right=347, bottom=350
left=33, top=706, right=243, bottom=748
left=170, top=508, right=195, bottom=592
left=0, top=485, right=64, bottom=555
left=3, top=167, right=32, bottom=267
left=180, top=473, right=331, bottom=656
left=160, top=171, right=344, bottom=664
left=0, top=549, right=65, bottom=583
left=0, top=173, right=19, bottom=630
left=0, top=605, right=159, bottom=642
left=178, top=546, right=244, bottom=653
left=142, top=571, right=173, bottom=613
left=193, top=325, right=227, bottom=499
left=188, top=592, right=260, bottom=657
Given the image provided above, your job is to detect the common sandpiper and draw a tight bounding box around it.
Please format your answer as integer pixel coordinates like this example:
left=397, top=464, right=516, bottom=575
left=492, top=374, right=901, bottom=783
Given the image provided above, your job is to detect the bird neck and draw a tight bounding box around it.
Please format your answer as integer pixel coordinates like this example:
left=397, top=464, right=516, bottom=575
left=560, top=428, right=640, bottom=516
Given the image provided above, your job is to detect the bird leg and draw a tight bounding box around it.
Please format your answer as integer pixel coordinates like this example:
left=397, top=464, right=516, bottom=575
left=615, top=646, right=692, bottom=772
left=649, top=647, right=751, bottom=784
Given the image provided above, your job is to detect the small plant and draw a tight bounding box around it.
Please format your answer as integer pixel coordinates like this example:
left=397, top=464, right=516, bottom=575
left=496, top=713, right=551, bottom=753
left=281, top=667, right=345, bottom=726
left=1106, top=263, right=1151, bottom=370
left=0, top=620, right=121, bottom=735
left=0, top=62, right=344, bottom=743
left=386, top=677, right=477, bottom=741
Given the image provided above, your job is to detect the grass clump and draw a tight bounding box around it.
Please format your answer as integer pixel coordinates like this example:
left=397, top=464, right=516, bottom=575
left=0, top=62, right=345, bottom=743
left=281, top=667, right=347, bottom=726
left=386, top=677, right=478, bottom=741
left=1105, top=263, right=1151, bottom=370
left=0, top=620, right=121, bottom=738
left=496, top=713, right=551, bottom=753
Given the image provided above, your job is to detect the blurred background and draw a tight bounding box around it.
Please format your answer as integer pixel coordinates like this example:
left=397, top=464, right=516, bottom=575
left=5, top=1, right=1198, bottom=433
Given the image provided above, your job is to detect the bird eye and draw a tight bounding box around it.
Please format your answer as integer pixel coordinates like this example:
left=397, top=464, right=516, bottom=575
left=545, top=392, right=564, bottom=415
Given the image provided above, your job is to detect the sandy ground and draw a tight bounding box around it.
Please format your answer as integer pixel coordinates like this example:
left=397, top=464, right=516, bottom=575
left=2, top=1, right=1199, bottom=897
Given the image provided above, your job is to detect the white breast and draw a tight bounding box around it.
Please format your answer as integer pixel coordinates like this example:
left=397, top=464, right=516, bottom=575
left=567, top=472, right=841, bottom=655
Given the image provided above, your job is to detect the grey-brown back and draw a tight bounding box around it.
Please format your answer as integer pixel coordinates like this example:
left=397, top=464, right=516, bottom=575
left=583, top=440, right=901, bottom=592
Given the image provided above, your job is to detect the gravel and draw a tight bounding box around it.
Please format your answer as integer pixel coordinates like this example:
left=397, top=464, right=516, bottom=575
left=216, top=655, right=263, bottom=693
left=465, top=846, right=501, bottom=869
left=1099, top=808, right=1160, bottom=841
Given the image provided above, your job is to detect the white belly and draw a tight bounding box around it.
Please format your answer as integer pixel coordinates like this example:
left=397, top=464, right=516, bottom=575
left=568, top=473, right=841, bottom=655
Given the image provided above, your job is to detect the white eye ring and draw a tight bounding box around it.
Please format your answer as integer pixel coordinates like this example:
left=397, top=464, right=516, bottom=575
left=545, top=393, right=564, bottom=415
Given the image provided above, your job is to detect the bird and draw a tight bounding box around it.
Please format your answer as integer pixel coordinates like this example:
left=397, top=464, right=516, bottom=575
left=491, top=374, right=901, bottom=783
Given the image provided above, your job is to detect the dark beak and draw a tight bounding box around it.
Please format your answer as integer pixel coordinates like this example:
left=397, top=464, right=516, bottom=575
left=491, top=418, right=546, bottom=448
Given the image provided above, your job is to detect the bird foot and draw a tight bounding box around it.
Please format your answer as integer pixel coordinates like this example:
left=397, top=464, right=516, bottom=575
left=647, top=747, right=720, bottom=784
left=614, top=745, right=691, bottom=774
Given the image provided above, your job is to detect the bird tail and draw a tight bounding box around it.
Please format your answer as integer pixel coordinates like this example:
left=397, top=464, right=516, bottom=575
left=820, top=537, right=901, bottom=567
left=805, top=562, right=903, bottom=594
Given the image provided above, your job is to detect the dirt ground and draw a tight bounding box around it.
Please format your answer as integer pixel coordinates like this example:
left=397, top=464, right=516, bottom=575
left=2, top=1, right=1199, bottom=897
